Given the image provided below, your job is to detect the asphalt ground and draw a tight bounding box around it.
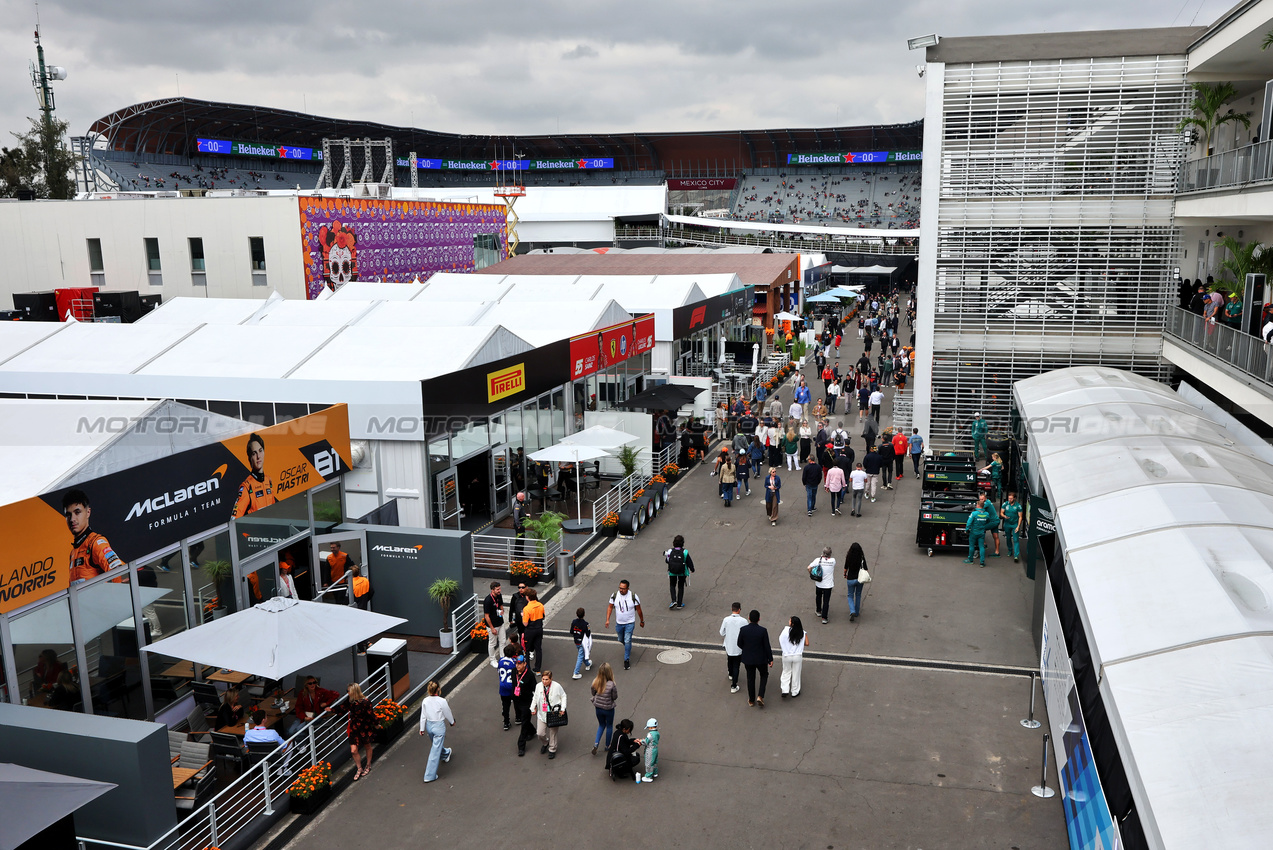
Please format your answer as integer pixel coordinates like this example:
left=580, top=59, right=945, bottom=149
left=278, top=348, right=1065, bottom=850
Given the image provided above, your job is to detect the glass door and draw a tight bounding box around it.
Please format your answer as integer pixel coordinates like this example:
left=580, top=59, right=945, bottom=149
left=311, top=530, right=368, bottom=604
left=241, top=552, right=278, bottom=608
left=434, top=467, right=461, bottom=530
left=492, top=444, right=512, bottom=518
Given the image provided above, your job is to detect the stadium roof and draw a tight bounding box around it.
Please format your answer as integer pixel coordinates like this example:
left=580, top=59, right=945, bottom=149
left=88, top=97, right=923, bottom=171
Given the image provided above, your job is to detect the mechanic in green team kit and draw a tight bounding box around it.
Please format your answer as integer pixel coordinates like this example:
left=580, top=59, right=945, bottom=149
left=970, top=412, right=989, bottom=461
left=1001, top=491, right=1025, bottom=563
left=963, top=498, right=992, bottom=566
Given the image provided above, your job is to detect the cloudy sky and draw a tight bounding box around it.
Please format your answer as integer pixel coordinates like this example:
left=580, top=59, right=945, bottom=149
left=0, top=0, right=1235, bottom=145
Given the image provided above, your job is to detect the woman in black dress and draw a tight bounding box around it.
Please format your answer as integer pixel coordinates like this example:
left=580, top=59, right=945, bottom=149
left=333, top=683, right=379, bottom=779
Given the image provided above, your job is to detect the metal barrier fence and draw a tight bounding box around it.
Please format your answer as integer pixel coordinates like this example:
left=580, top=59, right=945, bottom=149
left=472, top=532, right=561, bottom=576
left=1178, top=141, right=1273, bottom=194
left=449, top=594, right=480, bottom=655
left=1164, top=306, right=1273, bottom=385
left=79, top=664, right=393, bottom=850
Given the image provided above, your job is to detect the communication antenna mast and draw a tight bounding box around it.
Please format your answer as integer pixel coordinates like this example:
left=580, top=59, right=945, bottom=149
left=493, top=144, right=525, bottom=258
left=30, top=8, right=69, bottom=195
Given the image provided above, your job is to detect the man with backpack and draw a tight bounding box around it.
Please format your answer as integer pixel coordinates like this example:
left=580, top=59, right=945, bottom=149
left=664, top=535, right=696, bottom=610
left=831, top=421, right=850, bottom=456
left=807, top=546, right=836, bottom=624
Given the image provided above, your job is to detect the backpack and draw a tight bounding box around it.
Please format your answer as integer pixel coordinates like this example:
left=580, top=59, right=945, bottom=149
left=833, top=429, right=847, bottom=449
left=666, top=548, right=687, bottom=576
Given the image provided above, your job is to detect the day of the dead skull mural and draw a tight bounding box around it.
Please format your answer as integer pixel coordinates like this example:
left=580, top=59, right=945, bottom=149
left=319, top=221, right=358, bottom=292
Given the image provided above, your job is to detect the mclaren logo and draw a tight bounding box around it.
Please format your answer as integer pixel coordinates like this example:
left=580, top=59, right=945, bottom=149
left=125, top=465, right=227, bottom=522
left=371, top=544, right=424, bottom=554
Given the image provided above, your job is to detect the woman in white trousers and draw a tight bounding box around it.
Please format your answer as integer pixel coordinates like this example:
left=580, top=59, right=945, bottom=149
left=779, top=616, right=809, bottom=698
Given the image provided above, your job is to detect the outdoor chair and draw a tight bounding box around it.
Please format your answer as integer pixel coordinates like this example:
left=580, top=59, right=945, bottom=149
left=184, top=706, right=213, bottom=740
left=177, top=740, right=213, bottom=780
left=245, top=740, right=282, bottom=770
left=190, top=681, right=221, bottom=719
left=174, top=768, right=216, bottom=814
left=210, top=732, right=247, bottom=778
left=168, top=730, right=188, bottom=762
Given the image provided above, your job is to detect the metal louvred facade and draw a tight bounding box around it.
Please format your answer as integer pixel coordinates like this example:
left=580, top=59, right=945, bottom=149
left=917, top=55, right=1190, bottom=449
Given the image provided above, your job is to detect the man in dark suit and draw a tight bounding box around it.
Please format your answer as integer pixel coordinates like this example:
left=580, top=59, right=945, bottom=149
left=736, top=609, right=774, bottom=708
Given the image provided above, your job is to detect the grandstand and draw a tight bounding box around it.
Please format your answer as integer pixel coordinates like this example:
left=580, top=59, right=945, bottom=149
left=80, top=99, right=922, bottom=216
left=729, top=166, right=920, bottom=228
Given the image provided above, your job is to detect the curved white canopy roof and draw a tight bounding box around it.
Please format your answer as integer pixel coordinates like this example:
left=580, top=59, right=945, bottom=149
left=1014, top=366, right=1273, bottom=850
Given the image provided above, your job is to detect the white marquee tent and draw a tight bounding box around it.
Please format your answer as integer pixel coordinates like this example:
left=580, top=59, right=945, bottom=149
left=1014, top=366, right=1273, bottom=850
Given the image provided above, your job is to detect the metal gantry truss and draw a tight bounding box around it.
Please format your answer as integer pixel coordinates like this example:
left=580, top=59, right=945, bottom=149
left=315, top=137, right=395, bottom=190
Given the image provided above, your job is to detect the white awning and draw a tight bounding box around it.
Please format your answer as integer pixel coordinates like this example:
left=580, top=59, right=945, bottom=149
left=665, top=213, right=918, bottom=238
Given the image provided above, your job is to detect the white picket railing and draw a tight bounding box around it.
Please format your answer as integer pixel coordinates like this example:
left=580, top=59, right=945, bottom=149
left=449, top=594, right=480, bottom=655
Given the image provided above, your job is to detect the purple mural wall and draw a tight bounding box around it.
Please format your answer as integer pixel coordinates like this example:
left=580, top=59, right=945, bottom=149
left=298, top=197, right=506, bottom=299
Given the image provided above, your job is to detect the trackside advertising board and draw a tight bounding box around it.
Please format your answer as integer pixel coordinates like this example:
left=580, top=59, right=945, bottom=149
left=0, top=407, right=351, bottom=615
left=569, top=315, right=656, bottom=380
left=786, top=151, right=923, bottom=166
left=1041, top=584, right=1123, bottom=850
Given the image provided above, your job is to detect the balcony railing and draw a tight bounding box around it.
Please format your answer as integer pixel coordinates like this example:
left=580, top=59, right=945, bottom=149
left=1164, top=306, right=1273, bottom=385
left=1178, top=141, right=1273, bottom=194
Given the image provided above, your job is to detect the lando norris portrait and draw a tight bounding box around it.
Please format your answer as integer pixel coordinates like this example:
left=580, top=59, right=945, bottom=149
left=232, top=432, right=277, bottom=518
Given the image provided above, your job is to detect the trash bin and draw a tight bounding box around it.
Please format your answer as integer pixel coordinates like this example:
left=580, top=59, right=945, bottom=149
left=366, top=637, right=409, bottom=700
left=556, top=551, right=574, bottom=589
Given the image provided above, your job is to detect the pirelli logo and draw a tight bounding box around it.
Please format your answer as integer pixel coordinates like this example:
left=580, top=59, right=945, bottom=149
left=487, top=363, right=526, bottom=402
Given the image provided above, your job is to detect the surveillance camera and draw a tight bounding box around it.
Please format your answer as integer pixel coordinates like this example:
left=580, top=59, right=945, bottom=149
left=916, top=65, right=926, bottom=78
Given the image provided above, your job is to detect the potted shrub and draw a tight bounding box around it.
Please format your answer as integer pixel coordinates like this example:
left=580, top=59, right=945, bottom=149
left=374, top=699, right=406, bottom=742
left=468, top=622, right=490, bottom=653
left=509, top=560, right=543, bottom=584
left=429, top=578, right=461, bottom=650
left=599, top=512, right=619, bottom=536
left=288, top=762, right=332, bottom=815
left=202, top=560, right=234, bottom=620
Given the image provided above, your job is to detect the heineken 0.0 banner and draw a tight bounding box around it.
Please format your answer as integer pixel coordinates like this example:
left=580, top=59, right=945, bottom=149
left=786, top=151, right=923, bottom=166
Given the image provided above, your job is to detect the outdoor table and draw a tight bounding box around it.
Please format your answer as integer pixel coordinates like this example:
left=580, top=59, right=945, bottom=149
left=161, top=661, right=213, bottom=679
left=207, top=668, right=253, bottom=685
left=171, top=767, right=201, bottom=789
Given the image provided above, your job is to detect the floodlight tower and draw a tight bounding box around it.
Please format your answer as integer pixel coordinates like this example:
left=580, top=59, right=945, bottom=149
left=493, top=149, right=526, bottom=258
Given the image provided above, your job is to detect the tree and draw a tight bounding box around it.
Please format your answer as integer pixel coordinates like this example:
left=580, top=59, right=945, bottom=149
left=1216, top=236, right=1260, bottom=295
left=0, top=116, right=76, bottom=199
left=1176, top=82, right=1249, bottom=157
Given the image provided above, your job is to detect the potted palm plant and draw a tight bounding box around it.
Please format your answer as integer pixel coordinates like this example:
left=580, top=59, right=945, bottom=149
left=202, top=560, right=234, bottom=620
left=617, top=445, right=642, bottom=480
left=429, top=578, right=461, bottom=650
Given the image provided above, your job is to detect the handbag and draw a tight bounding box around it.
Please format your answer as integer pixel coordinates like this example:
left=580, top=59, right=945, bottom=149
left=546, top=705, right=569, bottom=728
left=857, top=566, right=873, bottom=584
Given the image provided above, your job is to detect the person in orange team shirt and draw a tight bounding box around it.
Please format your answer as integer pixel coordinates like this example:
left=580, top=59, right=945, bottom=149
left=231, top=433, right=275, bottom=518
left=63, top=489, right=124, bottom=584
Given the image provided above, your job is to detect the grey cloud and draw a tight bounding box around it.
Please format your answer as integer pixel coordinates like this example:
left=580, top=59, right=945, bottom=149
left=0, top=0, right=1224, bottom=145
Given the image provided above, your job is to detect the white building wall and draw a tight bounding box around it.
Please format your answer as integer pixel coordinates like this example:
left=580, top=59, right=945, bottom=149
left=917, top=51, right=1189, bottom=450
left=0, top=196, right=305, bottom=307
left=341, top=439, right=429, bottom=527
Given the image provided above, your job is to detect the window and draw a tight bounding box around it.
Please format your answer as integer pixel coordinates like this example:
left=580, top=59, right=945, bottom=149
left=249, top=237, right=267, bottom=286
left=144, top=238, right=162, bottom=286
left=188, top=237, right=205, bottom=271
left=86, top=238, right=104, bottom=272
left=249, top=237, right=266, bottom=271
left=144, top=238, right=161, bottom=271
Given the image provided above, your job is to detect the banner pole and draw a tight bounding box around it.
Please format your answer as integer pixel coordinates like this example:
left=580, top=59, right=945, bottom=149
left=1031, top=733, right=1056, bottom=798
left=1021, top=671, right=1041, bottom=728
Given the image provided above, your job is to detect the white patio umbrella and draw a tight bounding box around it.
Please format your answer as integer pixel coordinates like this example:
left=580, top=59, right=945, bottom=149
left=559, top=424, right=639, bottom=449
left=773, top=311, right=801, bottom=322
left=141, top=596, right=406, bottom=681
left=0, top=764, right=116, bottom=850
left=529, top=442, right=611, bottom=526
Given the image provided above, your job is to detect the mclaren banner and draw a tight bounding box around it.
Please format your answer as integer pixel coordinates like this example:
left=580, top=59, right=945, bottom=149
left=0, top=407, right=351, bottom=615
